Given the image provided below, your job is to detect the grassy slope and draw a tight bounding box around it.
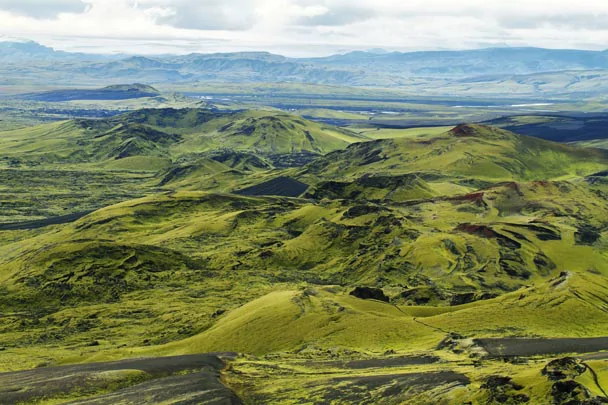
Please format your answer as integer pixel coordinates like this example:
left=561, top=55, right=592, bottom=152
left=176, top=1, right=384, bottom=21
left=291, top=124, right=608, bottom=204
left=352, top=125, right=455, bottom=140
left=0, top=177, right=606, bottom=369
left=1, top=113, right=608, bottom=403
left=171, top=111, right=367, bottom=156
left=0, top=108, right=369, bottom=222
left=301, top=124, right=608, bottom=183
left=575, top=139, right=608, bottom=150
left=0, top=108, right=367, bottom=169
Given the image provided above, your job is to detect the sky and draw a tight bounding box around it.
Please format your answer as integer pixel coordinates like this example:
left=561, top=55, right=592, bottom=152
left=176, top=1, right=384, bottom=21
left=1, top=0, right=608, bottom=56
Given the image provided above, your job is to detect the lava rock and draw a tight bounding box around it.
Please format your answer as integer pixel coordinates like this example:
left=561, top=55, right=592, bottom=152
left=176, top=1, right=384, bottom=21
left=350, top=287, right=389, bottom=302
left=481, top=375, right=529, bottom=404
left=542, top=357, right=587, bottom=381
left=551, top=380, right=591, bottom=404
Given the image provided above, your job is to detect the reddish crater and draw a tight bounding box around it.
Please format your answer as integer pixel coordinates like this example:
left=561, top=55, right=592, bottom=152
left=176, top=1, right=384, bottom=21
left=456, top=223, right=499, bottom=238
left=450, top=192, right=486, bottom=206
left=450, top=124, right=478, bottom=137
left=532, top=180, right=552, bottom=188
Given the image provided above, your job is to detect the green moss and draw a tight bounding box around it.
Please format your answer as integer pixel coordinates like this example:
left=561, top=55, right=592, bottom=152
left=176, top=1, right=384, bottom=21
left=1, top=112, right=608, bottom=404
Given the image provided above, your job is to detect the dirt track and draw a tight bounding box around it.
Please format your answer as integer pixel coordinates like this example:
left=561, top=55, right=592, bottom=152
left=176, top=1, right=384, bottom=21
left=0, top=353, right=242, bottom=404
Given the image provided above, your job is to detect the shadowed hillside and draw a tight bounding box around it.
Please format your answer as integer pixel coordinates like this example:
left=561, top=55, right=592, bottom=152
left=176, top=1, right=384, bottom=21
left=20, top=84, right=161, bottom=102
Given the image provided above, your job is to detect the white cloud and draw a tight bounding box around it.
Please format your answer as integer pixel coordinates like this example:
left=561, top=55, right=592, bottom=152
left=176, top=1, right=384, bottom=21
left=0, top=0, right=85, bottom=18
left=0, top=0, right=607, bottom=55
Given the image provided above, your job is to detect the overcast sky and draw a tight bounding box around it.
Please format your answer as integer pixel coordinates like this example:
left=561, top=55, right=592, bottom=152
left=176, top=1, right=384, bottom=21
left=1, top=0, right=608, bottom=56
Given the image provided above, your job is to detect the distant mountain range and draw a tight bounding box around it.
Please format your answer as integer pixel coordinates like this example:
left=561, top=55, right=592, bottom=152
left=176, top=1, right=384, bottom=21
left=0, top=39, right=120, bottom=63
left=313, top=48, right=608, bottom=73
left=2, top=40, right=608, bottom=93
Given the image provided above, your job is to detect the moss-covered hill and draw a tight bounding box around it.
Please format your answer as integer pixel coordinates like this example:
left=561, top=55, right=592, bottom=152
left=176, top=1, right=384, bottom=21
left=0, top=107, right=367, bottom=221
left=286, top=124, right=607, bottom=206
left=1, top=110, right=608, bottom=404
left=301, top=124, right=608, bottom=183
left=0, top=108, right=366, bottom=169
left=0, top=179, right=607, bottom=402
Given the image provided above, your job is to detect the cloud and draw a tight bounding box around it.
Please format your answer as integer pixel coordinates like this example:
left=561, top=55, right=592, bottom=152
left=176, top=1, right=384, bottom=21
left=140, top=0, right=257, bottom=30
left=496, top=13, right=608, bottom=30
left=0, top=0, right=607, bottom=55
left=293, top=5, right=371, bottom=27
left=0, top=0, right=86, bottom=18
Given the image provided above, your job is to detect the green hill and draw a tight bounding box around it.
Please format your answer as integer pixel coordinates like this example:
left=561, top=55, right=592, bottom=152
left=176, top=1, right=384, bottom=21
left=0, top=108, right=370, bottom=224
left=302, top=124, right=608, bottom=183
left=1, top=178, right=605, bottom=341
left=1, top=114, right=608, bottom=404
left=101, top=108, right=366, bottom=157
left=304, top=173, right=437, bottom=201
left=156, top=152, right=273, bottom=191
left=295, top=124, right=608, bottom=202
left=199, top=113, right=361, bottom=154
left=0, top=108, right=366, bottom=169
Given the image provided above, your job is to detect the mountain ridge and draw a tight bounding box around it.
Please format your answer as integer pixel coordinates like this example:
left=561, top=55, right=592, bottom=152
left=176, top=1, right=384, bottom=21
left=4, top=40, right=608, bottom=88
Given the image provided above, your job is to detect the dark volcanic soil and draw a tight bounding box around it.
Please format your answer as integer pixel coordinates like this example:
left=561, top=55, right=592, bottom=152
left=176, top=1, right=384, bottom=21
left=319, top=371, right=470, bottom=403
left=0, top=354, right=242, bottom=405
left=476, top=337, right=608, bottom=357
left=304, top=355, right=440, bottom=369
left=344, top=355, right=440, bottom=369
left=0, top=210, right=94, bottom=230
left=235, top=176, right=309, bottom=197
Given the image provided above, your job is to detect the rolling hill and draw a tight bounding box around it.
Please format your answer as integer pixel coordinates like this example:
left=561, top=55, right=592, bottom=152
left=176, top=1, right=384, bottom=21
left=1, top=108, right=608, bottom=403
left=0, top=108, right=366, bottom=169
left=0, top=107, right=369, bottom=223
left=170, top=111, right=366, bottom=158
left=1, top=175, right=607, bottom=403
left=299, top=124, right=608, bottom=195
